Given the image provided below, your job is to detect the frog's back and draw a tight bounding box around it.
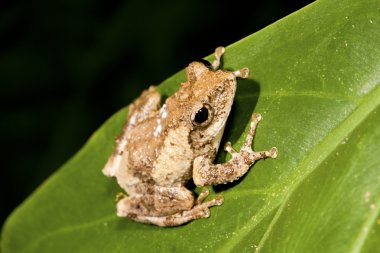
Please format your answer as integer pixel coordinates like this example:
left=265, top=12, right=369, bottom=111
left=104, top=114, right=194, bottom=193
left=125, top=118, right=163, bottom=182
left=102, top=87, right=161, bottom=191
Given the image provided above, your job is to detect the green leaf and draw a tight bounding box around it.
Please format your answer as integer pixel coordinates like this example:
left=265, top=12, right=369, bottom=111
left=2, top=0, right=380, bottom=252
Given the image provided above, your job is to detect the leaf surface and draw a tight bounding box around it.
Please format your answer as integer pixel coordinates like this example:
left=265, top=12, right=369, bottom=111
left=2, top=0, right=380, bottom=252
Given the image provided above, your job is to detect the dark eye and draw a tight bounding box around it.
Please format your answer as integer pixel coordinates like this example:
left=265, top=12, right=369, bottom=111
left=191, top=104, right=213, bottom=127
left=194, top=107, right=209, bottom=124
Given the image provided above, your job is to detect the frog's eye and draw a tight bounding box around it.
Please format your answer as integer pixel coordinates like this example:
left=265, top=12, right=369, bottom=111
left=192, top=104, right=213, bottom=127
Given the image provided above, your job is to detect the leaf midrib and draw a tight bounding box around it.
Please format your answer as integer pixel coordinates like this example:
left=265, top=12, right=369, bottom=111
left=218, top=83, right=380, bottom=253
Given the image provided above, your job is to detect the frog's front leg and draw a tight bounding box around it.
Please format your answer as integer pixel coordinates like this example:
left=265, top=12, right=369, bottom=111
left=193, top=113, right=278, bottom=186
left=116, top=186, right=223, bottom=227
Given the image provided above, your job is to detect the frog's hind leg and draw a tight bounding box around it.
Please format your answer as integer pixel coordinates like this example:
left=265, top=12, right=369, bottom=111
left=129, top=193, right=223, bottom=227
left=116, top=186, right=223, bottom=227
left=103, top=86, right=161, bottom=177
left=116, top=86, right=161, bottom=150
left=116, top=186, right=194, bottom=221
left=141, top=199, right=223, bottom=227
left=116, top=194, right=156, bottom=217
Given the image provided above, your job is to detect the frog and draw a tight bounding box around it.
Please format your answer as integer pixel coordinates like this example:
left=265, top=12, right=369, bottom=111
left=102, top=47, right=278, bottom=227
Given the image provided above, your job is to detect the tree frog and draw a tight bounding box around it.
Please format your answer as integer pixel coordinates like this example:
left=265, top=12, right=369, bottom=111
left=103, top=47, right=278, bottom=226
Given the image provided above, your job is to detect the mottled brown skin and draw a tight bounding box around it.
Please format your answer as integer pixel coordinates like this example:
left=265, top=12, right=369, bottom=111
left=103, top=47, right=278, bottom=226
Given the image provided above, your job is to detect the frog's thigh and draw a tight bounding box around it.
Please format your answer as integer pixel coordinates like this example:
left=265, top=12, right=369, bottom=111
left=117, top=195, right=157, bottom=217
left=130, top=207, right=207, bottom=227
left=154, top=186, right=194, bottom=214
left=130, top=196, right=223, bottom=227
left=116, top=186, right=194, bottom=218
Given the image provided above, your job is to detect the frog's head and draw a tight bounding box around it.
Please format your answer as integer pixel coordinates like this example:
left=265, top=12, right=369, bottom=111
left=180, top=59, right=249, bottom=156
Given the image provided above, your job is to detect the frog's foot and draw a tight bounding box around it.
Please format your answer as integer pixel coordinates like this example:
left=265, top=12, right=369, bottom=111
left=225, top=113, right=278, bottom=162
left=233, top=68, right=249, bottom=79
left=183, top=195, right=224, bottom=219
left=239, top=113, right=278, bottom=159
left=210, top=47, right=249, bottom=80
left=196, top=187, right=210, bottom=205
left=211, top=46, right=225, bottom=70
left=193, top=112, right=278, bottom=186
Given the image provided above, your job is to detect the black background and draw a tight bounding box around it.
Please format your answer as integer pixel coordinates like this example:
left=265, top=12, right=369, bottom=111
left=0, top=0, right=314, bottom=227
